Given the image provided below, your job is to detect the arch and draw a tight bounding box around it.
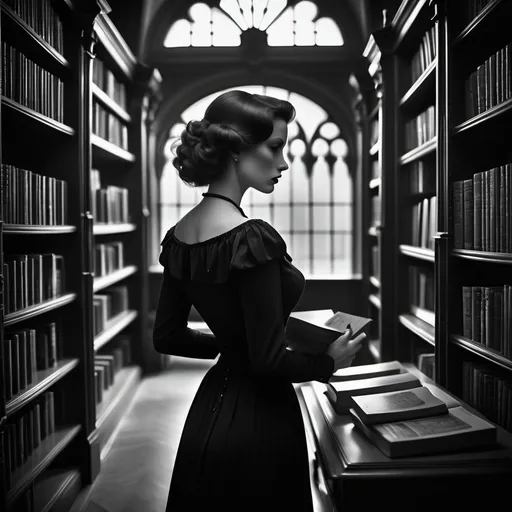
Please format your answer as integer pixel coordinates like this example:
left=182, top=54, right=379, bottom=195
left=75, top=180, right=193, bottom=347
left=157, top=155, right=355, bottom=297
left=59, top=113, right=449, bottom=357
left=141, top=0, right=365, bottom=62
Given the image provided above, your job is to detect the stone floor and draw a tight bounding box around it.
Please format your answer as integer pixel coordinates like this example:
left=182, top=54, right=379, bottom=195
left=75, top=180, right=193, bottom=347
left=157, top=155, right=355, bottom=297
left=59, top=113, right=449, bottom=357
left=84, top=357, right=331, bottom=512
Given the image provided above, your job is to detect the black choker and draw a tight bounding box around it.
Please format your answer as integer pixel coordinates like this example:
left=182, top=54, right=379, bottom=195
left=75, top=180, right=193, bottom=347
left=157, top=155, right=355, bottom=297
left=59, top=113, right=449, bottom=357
left=202, top=192, right=248, bottom=218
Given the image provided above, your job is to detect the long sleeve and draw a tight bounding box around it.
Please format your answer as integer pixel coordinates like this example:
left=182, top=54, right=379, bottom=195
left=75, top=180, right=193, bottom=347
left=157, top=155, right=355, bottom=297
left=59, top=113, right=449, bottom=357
left=233, top=258, right=334, bottom=383
left=153, top=267, right=220, bottom=359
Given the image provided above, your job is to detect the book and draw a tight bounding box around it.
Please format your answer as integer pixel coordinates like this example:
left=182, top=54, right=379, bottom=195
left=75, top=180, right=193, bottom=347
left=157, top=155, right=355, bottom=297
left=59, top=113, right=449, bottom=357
left=350, top=404, right=497, bottom=458
left=350, top=384, right=454, bottom=424
left=285, top=309, right=373, bottom=355
left=325, top=371, right=421, bottom=414
left=331, top=360, right=404, bottom=382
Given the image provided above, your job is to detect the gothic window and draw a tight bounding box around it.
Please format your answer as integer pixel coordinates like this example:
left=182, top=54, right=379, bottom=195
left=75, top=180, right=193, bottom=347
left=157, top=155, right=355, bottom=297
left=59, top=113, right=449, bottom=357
left=164, top=0, right=343, bottom=48
left=159, top=86, right=353, bottom=276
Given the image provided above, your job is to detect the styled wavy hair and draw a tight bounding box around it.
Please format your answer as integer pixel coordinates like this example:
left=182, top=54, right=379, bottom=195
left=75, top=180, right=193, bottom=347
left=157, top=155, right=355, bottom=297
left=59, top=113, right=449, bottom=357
left=172, top=90, right=296, bottom=187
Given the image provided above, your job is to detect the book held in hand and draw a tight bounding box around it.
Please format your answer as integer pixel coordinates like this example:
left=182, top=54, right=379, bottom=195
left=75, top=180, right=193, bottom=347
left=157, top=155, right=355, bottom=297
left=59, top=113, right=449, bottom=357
left=285, top=309, right=373, bottom=355
left=325, top=371, right=421, bottom=414
left=331, top=360, right=404, bottom=382
left=350, top=405, right=497, bottom=458
left=350, top=384, right=450, bottom=424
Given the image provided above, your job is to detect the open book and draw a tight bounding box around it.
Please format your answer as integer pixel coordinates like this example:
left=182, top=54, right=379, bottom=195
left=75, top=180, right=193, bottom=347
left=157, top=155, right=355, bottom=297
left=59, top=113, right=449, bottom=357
left=285, top=309, right=373, bottom=355
left=350, top=404, right=497, bottom=458
left=325, top=371, right=421, bottom=414
left=350, top=383, right=458, bottom=424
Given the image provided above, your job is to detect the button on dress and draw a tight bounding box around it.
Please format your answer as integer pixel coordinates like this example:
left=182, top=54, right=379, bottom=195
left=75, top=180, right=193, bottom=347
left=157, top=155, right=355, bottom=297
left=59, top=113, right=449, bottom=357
left=153, top=218, right=334, bottom=512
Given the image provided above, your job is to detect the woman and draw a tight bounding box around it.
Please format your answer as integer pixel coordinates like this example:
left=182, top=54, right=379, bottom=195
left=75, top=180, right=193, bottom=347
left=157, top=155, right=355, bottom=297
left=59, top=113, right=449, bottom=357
left=153, top=90, right=365, bottom=511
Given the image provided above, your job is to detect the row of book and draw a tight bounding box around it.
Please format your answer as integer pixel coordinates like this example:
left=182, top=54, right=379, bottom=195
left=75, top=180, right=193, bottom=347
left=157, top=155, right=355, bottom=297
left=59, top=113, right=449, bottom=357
left=93, top=286, right=129, bottom=338
left=92, top=57, right=128, bottom=111
left=95, top=242, right=125, bottom=278
left=93, top=100, right=129, bottom=150
left=94, top=341, right=132, bottom=406
left=408, top=160, right=435, bottom=196
left=462, top=361, right=512, bottom=431
left=4, top=391, right=56, bottom=489
left=370, top=195, right=381, bottom=226
left=2, top=42, right=64, bottom=123
left=462, top=285, right=512, bottom=359
left=4, top=254, right=65, bottom=315
left=371, top=160, right=380, bottom=180
left=465, top=42, right=511, bottom=119
left=3, top=321, right=61, bottom=401
left=453, top=164, right=512, bottom=252
left=91, top=168, right=130, bottom=224
left=411, top=195, right=436, bottom=249
left=404, top=105, right=436, bottom=152
left=410, top=24, right=436, bottom=84
left=1, top=164, right=68, bottom=225
left=417, top=352, right=435, bottom=380
left=3, top=0, right=64, bottom=54
left=409, top=266, right=435, bottom=316
left=324, top=360, right=497, bottom=458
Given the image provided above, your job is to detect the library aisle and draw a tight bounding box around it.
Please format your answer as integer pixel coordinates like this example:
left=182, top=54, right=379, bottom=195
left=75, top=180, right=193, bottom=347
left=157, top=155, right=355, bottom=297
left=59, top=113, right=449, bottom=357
left=80, top=358, right=330, bottom=512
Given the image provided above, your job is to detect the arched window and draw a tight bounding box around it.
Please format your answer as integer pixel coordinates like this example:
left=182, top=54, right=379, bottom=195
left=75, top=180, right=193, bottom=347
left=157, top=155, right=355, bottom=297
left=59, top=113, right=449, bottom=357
left=164, top=0, right=344, bottom=48
left=159, top=86, right=352, bottom=276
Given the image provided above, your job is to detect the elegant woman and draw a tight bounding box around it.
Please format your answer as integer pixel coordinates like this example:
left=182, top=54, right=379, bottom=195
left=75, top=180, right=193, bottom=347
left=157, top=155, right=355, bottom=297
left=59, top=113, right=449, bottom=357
left=153, top=90, right=365, bottom=511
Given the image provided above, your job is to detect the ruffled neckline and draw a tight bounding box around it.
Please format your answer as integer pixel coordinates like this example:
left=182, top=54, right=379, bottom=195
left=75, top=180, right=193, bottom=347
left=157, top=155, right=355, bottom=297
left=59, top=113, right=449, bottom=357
left=159, top=218, right=293, bottom=283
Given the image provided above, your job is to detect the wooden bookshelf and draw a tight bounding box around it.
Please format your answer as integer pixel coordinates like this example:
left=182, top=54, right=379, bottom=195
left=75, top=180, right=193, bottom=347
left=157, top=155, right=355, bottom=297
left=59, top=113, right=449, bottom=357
left=357, top=0, right=512, bottom=438
left=0, top=1, right=161, bottom=510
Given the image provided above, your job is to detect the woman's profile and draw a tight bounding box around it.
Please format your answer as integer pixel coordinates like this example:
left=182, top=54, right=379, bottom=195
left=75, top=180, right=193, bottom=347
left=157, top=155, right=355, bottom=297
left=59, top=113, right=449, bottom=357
left=153, top=90, right=365, bottom=511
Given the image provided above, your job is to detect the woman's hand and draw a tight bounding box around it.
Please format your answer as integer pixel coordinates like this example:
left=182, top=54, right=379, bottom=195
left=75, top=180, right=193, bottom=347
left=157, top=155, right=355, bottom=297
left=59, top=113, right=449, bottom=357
left=326, top=327, right=366, bottom=372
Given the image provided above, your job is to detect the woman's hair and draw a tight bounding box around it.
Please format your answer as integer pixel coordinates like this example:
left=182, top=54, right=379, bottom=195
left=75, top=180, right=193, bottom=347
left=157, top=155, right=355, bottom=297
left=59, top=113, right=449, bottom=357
left=172, top=90, right=296, bottom=187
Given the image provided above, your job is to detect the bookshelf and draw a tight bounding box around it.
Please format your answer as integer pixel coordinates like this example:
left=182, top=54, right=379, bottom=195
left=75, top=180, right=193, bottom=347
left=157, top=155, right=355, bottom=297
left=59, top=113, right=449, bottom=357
left=0, top=1, right=161, bottom=510
left=358, top=0, right=512, bottom=435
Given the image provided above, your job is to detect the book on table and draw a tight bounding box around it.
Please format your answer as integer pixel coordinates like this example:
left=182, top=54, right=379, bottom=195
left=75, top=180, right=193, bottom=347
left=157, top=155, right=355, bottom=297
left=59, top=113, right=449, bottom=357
left=349, top=383, right=497, bottom=458
left=331, top=360, right=405, bottom=382
left=325, top=371, right=421, bottom=414
left=285, top=309, right=373, bottom=355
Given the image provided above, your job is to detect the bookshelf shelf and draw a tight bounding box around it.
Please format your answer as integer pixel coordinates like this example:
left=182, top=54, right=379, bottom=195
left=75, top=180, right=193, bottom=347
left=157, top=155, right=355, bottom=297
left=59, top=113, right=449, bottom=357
left=2, top=97, right=74, bottom=137
left=369, top=294, right=381, bottom=309
left=399, top=314, right=435, bottom=346
left=399, top=244, right=435, bottom=262
left=453, top=0, right=512, bottom=64
left=369, top=276, right=380, bottom=288
left=92, top=83, right=132, bottom=124
left=33, top=469, right=81, bottom=512
left=400, top=58, right=436, bottom=110
left=93, top=223, right=137, bottom=235
left=91, top=134, right=136, bottom=163
left=7, top=425, right=82, bottom=505
left=410, top=305, right=435, bottom=327
left=4, top=293, right=77, bottom=327
left=3, top=224, right=77, bottom=235
left=399, top=137, right=437, bottom=165
left=6, top=358, right=80, bottom=417
left=452, top=249, right=512, bottom=264
left=93, top=310, right=138, bottom=352
left=369, top=142, right=380, bottom=156
left=95, top=366, right=141, bottom=460
left=93, top=265, right=138, bottom=292
left=451, top=335, right=512, bottom=373
left=369, top=178, right=381, bottom=189
left=1, top=2, right=70, bottom=75
left=452, top=98, right=512, bottom=142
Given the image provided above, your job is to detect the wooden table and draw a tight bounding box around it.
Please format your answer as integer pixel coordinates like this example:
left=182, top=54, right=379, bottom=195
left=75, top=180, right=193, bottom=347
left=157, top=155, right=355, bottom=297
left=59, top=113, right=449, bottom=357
left=296, top=365, right=512, bottom=512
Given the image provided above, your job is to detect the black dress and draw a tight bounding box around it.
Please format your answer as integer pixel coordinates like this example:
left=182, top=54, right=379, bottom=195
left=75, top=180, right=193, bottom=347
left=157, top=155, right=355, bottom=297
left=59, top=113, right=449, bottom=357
left=153, top=218, right=334, bottom=512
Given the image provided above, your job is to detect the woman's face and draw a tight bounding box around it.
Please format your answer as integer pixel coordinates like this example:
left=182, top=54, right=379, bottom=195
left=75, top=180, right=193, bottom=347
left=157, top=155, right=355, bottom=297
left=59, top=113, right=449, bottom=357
left=237, top=119, right=289, bottom=193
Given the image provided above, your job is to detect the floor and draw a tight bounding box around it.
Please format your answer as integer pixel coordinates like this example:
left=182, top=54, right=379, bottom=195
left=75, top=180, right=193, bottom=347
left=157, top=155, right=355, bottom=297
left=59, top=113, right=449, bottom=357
left=84, top=357, right=329, bottom=512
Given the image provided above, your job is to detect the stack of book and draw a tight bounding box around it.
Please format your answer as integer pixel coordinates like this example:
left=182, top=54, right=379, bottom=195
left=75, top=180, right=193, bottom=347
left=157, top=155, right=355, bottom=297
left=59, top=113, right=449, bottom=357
left=323, top=361, right=497, bottom=458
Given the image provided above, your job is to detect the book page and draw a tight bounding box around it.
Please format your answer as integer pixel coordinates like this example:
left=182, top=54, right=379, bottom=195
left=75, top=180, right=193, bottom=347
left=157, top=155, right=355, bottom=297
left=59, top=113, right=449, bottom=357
left=375, top=414, right=472, bottom=441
